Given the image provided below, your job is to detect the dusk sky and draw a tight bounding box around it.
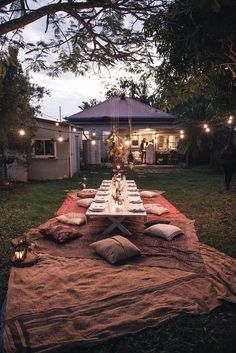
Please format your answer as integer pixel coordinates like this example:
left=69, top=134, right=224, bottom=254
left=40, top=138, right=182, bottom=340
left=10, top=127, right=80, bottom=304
left=18, top=3, right=140, bottom=121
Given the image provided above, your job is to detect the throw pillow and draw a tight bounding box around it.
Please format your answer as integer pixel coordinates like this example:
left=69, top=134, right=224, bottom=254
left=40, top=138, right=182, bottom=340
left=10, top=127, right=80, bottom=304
left=77, top=189, right=97, bottom=198
left=77, top=198, right=94, bottom=208
left=144, top=224, right=183, bottom=241
left=56, top=213, right=87, bottom=226
left=144, top=220, right=171, bottom=227
left=90, top=235, right=141, bottom=264
left=144, top=204, right=169, bottom=215
left=40, top=224, right=81, bottom=243
left=140, top=190, right=158, bottom=198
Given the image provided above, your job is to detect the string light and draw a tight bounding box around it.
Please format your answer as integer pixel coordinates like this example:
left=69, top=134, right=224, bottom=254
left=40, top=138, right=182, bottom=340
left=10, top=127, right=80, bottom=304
left=203, top=123, right=211, bottom=133
left=92, top=131, right=96, bottom=137
left=227, top=115, right=234, bottom=124
left=18, top=129, right=26, bottom=136
left=180, top=130, right=185, bottom=139
left=91, top=140, right=96, bottom=145
left=58, top=131, right=63, bottom=142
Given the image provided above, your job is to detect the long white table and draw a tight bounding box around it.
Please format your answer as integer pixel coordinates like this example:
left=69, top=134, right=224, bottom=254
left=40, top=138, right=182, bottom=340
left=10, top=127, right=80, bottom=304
left=86, top=180, right=147, bottom=235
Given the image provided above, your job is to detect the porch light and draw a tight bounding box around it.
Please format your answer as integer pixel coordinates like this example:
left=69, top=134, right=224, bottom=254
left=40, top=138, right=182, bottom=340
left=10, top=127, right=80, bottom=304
left=18, top=129, right=26, bottom=136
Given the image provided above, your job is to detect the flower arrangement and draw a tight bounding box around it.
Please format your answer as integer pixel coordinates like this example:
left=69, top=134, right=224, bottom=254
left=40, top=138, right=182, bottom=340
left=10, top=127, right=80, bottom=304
left=106, top=129, right=128, bottom=163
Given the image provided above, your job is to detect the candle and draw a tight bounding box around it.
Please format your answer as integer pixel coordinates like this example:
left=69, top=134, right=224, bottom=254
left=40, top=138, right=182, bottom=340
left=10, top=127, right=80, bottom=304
left=15, top=249, right=25, bottom=261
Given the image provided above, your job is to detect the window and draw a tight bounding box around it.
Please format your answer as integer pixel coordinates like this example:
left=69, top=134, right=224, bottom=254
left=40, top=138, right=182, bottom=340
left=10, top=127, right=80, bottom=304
left=157, top=136, right=164, bottom=148
left=33, top=139, right=56, bottom=158
left=132, top=140, right=139, bottom=146
left=168, top=135, right=176, bottom=150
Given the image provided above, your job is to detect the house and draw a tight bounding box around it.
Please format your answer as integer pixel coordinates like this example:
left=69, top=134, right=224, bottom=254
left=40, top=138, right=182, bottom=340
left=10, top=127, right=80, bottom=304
left=66, top=96, right=181, bottom=165
left=7, top=118, right=82, bottom=181
left=28, top=118, right=82, bottom=180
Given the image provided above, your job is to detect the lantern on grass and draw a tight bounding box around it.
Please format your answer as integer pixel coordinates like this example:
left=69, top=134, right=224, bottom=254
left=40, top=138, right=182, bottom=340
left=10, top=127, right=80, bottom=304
left=79, top=176, right=87, bottom=190
left=14, top=240, right=28, bottom=262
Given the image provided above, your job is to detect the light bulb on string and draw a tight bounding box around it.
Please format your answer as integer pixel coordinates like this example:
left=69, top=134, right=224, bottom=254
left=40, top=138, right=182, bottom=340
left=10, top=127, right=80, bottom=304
left=72, top=127, right=77, bottom=132
left=18, top=129, right=26, bottom=136
left=205, top=127, right=210, bottom=133
left=203, top=124, right=208, bottom=129
left=91, top=140, right=96, bottom=145
left=227, top=115, right=233, bottom=124
left=58, top=131, right=63, bottom=142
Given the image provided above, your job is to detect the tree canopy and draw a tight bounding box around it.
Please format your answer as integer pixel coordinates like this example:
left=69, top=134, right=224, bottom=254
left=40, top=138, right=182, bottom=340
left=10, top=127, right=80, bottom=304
left=147, top=0, right=236, bottom=79
left=0, top=0, right=162, bottom=75
left=0, top=47, right=48, bottom=179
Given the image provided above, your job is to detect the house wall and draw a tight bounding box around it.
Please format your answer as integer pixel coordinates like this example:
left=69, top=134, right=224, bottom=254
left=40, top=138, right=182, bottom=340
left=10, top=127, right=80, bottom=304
left=28, top=121, right=81, bottom=180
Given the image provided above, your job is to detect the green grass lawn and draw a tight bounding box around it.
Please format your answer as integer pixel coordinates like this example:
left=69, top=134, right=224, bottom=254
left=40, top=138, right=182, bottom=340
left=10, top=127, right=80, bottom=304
left=0, top=166, right=236, bottom=353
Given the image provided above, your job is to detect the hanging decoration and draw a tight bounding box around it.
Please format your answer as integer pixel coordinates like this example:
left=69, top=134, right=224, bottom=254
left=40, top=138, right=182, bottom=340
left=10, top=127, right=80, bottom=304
left=106, top=129, right=127, bottom=163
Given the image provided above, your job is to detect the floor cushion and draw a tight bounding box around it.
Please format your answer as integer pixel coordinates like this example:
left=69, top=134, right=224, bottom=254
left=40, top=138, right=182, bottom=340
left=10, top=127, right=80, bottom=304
left=77, top=198, right=94, bottom=208
left=144, top=224, right=183, bottom=241
left=140, top=190, right=157, bottom=198
left=90, top=235, right=141, bottom=264
left=77, top=189, right=97, bottom=198
left=144, top=204, right=169, bottom=215
left=40, top=224, right=81, bottom=243
left=56, top=213, right=87, bottom=226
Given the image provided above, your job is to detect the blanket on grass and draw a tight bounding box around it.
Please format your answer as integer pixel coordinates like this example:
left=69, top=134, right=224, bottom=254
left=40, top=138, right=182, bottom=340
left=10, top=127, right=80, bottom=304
left=4, top=192, right=236, bottom=353
left=3, top=245, right=236, bottom=353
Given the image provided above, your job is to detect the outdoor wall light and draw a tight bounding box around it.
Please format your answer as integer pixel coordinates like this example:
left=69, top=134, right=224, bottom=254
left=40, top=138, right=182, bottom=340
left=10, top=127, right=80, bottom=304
left=18, top=129, right=26, bottom=136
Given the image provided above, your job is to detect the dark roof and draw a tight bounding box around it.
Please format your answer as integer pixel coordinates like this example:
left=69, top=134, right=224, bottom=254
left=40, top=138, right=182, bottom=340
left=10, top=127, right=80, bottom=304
left=66, top=96, right=175, bottom=122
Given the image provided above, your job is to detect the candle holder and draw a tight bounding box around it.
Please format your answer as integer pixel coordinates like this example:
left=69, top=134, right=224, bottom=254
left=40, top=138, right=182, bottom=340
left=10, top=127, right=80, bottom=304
left=79, top=176, right=87, bottom=190
left=11, top=238, right=39, bottom=267
left=14, top=239, right=28, bottom=262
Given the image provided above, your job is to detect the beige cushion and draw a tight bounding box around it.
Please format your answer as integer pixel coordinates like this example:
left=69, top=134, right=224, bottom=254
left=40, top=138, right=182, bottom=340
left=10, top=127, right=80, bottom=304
left=90, top=235, right=141, bottom=264
left=144, top=204, right=169, bottom=215
left=56, top=213, right=86, bottom=226
left=144, top=224, right=183, bottom=241
left=140, top=190, right=157, bottom=198
left=77, top=198, right=94, bottom=208
left=77, top=189, right=97, bottom=198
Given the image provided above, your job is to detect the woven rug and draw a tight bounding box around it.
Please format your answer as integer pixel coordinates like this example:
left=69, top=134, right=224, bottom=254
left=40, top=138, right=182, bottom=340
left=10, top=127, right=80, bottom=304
left=3, top=191, right=236, bottom=353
